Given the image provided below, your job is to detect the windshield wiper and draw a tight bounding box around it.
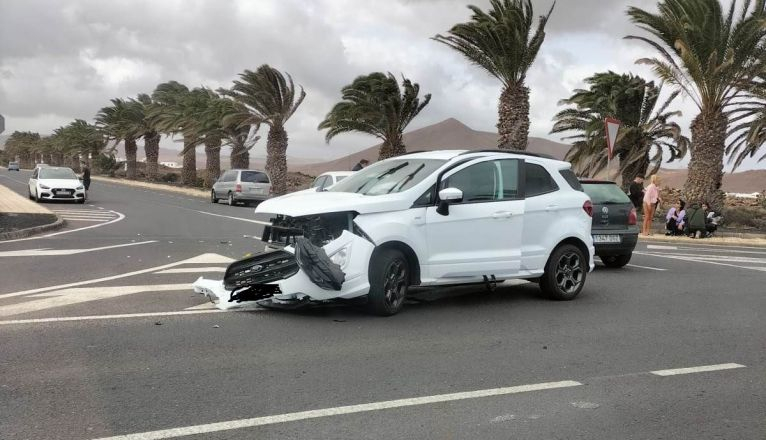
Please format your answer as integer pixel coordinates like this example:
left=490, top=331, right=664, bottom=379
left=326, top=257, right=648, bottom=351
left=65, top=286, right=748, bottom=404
left=388, top=163, right=424, bottom=194
left=354, top=162, right=409, bottom=193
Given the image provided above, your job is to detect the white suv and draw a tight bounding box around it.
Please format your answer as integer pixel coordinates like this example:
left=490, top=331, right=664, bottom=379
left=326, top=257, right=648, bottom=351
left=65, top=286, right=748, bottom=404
left=194, top=150, right=595, bottom=315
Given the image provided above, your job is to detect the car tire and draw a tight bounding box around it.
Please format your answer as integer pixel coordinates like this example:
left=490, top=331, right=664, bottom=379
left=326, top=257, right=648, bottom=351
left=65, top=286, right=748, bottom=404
left=211, top=190, right=218, bottom=204
left=540, top=244, right=587, bottom=301
left=77, top=198, right=85, bottom=204
left=366, top=248, right=409, bottom=316
left=227, top=192, right=235, bottom=206
left=601, top=254, right=631, bottom=269
left=33, top=190, right=40, bottom=203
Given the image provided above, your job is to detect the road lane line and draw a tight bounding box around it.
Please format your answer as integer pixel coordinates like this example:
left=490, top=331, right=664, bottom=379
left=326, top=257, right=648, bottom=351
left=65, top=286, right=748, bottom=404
left=0, top=210, right=126, bottom=243
left=634, top=251, right=766, bottom=272
left=60, top=218, right=114, bottom=222
left=626, top=264, right=667, bottom=271
left=647, top=245, right=678, bottom=250
left=650, top=363, right=745, bottom=376
left=195, top=210, right=269, bottom=226
left=0, top=253, right=234, bottom=299
left=0, top=309, right=236, bottom=325
left=92, top=380, right=583, bottom=440
left=0, top=240, right=156, bottom=257
left=154, top=267, right=227, bottom=274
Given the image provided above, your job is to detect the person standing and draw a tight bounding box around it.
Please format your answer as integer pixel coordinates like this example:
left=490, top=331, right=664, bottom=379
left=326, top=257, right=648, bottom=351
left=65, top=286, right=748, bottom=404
left=641, top=174, right=661, bottom=235
left=82, top=164, right=91, bottom=198
left=628, top=175, right=645, bottom=211
left=351, top=159, right=369, bottom=172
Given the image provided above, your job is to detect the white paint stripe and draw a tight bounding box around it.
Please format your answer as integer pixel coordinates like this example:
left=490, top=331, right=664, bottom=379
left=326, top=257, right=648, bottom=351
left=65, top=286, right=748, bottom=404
left=58, top=214, right=115, bottom=218
left=60, top=218, right=111, bottom=222
left=0, top=253, right=233, bottom=299
left=626, top=264, right=667, bottom=271
left=650, top=363, right=745, bottom=376
left=195, top=210, right=269, bottom=226
left=92, top=380, right=583, bottom=440
left=155, top=267, right=226, bottom=274
left=635, top=251, right=766, bottom=272
left=0, top=240, right=156, bottom=257
left=0, top=210, right=126, bottom=243
left=0, top=309, right=230, bottom=325
left=647, top=245, right=678, bottom=250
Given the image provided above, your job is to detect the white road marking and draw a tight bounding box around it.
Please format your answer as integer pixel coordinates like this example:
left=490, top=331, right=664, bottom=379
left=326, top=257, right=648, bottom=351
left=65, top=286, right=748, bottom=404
left=184, top=302, right=218, bottom=310
left=650, top=363, right=745, bottom=376
left=92, top=380, right=583, bottom=440
left=647, top=245, right=678, bottom=250
left=626, top=264, right=667, bottom=271
left=0, top=283, right=190, bottom=317
left=154, top=267, right=226, bottom=274
left=195, top=210, right=269, bottom=226
left=0, top=210, right=126, bottom=243
left=635, top=251, right=766, bottom=272
left=0, top=253, right=234, bottom=299
left=60, top=218, right=112, bottom=222
left=0, top=309, right=231, bottom=325
left=0, top=240, right=156, bottom=257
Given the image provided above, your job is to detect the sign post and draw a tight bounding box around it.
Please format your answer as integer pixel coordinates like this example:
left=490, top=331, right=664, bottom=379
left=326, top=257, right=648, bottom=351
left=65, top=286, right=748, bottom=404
left=604, top=117, right=621, bottom=181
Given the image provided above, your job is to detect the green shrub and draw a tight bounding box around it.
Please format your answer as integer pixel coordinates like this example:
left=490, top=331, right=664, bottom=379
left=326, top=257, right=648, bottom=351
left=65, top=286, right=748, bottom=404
left=723, top=206, right=766, bottom=230
left=160, top=173, right=178, bottom=183
left=93, top=154, right=118, bottom=176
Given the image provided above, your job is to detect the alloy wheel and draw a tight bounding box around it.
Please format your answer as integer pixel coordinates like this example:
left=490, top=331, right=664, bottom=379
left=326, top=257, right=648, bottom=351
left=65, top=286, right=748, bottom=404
left=554, top=251, right=583, bottom=294
left=383, top=259, right=407, bottom=309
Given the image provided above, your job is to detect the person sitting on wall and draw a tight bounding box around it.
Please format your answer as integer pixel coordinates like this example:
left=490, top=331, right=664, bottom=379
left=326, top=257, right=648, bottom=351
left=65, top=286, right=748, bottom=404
left=684, top=202, right=708, bottom=238
left=702, top=202, right=723, bottom=237
left=665, top=199, right=686, bottom=236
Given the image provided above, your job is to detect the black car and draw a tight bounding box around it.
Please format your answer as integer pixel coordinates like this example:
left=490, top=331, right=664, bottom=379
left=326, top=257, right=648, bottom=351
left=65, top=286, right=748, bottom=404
left=580, top=180, right=639, bottom=268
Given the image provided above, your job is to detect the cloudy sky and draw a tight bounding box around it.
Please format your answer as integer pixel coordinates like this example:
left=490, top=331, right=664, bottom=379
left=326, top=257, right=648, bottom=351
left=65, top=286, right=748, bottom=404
left=0, top=0, right=759, bottom=170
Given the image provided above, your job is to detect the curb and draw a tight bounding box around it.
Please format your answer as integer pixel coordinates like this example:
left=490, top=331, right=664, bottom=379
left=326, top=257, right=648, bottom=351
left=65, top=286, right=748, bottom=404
left=0, top=216, right=66, bottom=241
left=91, top=176, right=209, bottom=199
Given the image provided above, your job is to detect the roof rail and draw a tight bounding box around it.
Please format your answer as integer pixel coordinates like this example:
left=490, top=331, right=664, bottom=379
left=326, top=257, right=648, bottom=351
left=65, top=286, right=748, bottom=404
left=458, top=149, right=555, bottom=160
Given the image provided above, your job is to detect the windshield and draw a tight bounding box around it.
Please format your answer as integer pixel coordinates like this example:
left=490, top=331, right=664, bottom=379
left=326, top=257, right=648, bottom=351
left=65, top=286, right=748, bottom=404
left=582, top=182, right=631, bottom=204
left=241, top=171, right=269, bottom=183
left=328, top=159, right=446, bottom=195
left=39, top=168, right=78, bottom=180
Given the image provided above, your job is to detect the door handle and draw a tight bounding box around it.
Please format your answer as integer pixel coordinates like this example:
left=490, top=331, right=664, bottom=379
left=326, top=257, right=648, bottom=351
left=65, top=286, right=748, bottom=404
left=545, top=204, right=558, bottom=211
left=491, top=211, right=512, bottom=219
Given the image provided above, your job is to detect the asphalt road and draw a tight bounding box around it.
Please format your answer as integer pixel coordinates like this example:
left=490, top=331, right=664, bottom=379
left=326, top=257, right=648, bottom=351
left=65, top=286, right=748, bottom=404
left=1, top=169, right=765, bottom=440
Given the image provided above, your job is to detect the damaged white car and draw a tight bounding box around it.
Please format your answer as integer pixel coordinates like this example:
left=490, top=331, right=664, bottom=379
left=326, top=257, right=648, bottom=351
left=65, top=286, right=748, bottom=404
left=194, top=150, right=595, bottom=315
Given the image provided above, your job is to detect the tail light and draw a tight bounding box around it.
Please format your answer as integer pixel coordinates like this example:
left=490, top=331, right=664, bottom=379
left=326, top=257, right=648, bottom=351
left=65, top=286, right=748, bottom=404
left=628, top=207, right=637, bottom=225
left=583, top=200, right=593, bottom=217
left=235, top=184, right=242, bottom=193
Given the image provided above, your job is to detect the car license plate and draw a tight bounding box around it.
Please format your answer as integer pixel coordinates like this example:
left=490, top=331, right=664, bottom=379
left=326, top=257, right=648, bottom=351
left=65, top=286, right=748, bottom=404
left=56, top=190, right=70, bottom=195
left=593, top=234, right=621, bottom=244
left=250, top=188, right=263, bottom=194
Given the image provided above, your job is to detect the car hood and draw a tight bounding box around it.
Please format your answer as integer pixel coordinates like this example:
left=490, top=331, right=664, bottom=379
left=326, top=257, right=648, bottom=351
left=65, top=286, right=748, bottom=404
left=255, top=191, right=409, bottom=217
left=37, top=179, right=81, bottom=188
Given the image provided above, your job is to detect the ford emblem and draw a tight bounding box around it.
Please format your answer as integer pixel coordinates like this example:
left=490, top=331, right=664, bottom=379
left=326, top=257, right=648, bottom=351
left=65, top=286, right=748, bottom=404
left=252, top=264, right=263, bottom=272
left=601, top=206, right=609, bottom=214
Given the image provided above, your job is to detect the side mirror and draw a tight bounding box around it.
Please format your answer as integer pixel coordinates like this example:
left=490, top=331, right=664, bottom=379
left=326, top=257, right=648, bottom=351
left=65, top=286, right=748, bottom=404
left=436, top=187, right=463, bottom=216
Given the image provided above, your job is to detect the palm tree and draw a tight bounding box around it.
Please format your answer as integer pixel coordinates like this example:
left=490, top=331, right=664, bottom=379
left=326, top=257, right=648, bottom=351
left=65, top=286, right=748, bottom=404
left=53, top=120, right=105, bottom=172
left=551, top=71, right=689, bottom=187
left=219, top=98, right=259, bottom=169
left=727, top=76, right=766, bottom=168
left=95, top=98, right=142, bottom=179
left=185, top=88, right=225, bottom=187
left=221, top=65, right=306, bottom=195
left=627, top=0, right=766, bottom=206
left=318, top=72, right=431, bottom=160
left=433, top=0, right=555, bottom=150
left=4, top=131, right=40, bottom=169
left=133, top=94, right=162, bottom=181
left=151, top=81, right=197, bottom=185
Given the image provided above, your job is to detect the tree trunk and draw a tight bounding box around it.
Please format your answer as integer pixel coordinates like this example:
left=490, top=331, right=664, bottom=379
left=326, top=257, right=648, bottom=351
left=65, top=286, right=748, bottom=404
left=204, top=138, right=221, bottom=188
left=683, top=111, right=727, bottom=208
left=181, top=140, right=197, bottom=186
left=125, top=138, right=138, bottom=180
left=70, top=156, right=81, bottom=173
left=497, top=83, right=530, bottom=150
left=377, top=137, right=407, bottom=160
left=19, top=151, right=32, bottom=169
left=144, top=132, right=160, bottom=181
left=266, top=125, right=288, bottom=195
left=230, top=142, right=250, bottom=169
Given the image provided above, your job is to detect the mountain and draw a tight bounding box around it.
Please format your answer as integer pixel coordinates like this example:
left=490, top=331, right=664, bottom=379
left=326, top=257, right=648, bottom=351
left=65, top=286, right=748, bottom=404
left=658, top=168, right=766, bottom=194
left=292, top=118, right=570, bottom=176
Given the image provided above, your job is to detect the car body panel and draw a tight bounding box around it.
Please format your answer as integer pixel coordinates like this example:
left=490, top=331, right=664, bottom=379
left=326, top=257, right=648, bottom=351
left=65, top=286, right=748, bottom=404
left=212, top=169, right=272, bottom=202
left=8, top=162, right=20, bottom=171
left=581, top=181, right=639, bottom=257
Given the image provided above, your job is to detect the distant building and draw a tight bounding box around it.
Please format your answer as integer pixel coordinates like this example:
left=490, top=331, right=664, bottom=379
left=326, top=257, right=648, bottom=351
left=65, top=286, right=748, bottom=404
left=160, top=161, right=182, bottom=169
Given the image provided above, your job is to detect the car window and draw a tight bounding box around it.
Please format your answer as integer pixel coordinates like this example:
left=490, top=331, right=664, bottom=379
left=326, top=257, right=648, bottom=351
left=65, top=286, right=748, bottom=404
left=32, top=169, right=38, bottom=179
left=241, top=171, right=269, bottom=183
left=559, top=169, right=584, bottom=191
left=221, top=171, right=236, bottom=182
left=440, top=160, right=500, bottom=203
left=498, top=159, right=521, bottom=200
left=39, top=168, right=77, bottom=179
left=335, top=175, right=347, bottom=183
left=524, top=163, right=559, bottom=197
left=581, top=183, right=632, bottom=204
left=311, top=176, right=328, bottom=188
left=330, top=159, right=446, bottom=196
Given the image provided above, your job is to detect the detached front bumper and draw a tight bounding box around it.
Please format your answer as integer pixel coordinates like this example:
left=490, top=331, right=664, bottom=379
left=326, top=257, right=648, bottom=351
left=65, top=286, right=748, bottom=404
left=192, top=230, right=375, bottom=309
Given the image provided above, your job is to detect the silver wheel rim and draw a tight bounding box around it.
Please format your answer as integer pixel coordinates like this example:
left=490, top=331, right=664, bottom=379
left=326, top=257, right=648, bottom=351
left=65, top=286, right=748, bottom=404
left=554, top=251, right=583, bottom=294
left=228, top=194, right=233, bottom=205
left=383, top=259, right=407, bottom=309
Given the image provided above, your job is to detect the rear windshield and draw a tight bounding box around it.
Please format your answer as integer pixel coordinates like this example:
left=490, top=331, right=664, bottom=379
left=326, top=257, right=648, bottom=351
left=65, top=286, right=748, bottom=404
left=241, top=171, right=269, bottom=183
left=39, top=168, right=78, bottom=179
left=581, top=183, right=631, bottom=204
left=329, top=159, right=446, bottom=196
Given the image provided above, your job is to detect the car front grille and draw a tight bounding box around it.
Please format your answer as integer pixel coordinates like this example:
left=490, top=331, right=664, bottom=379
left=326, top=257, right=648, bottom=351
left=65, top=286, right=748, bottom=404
left=223, top=250, right=299, bottom=290
left=51, top=188, right=75, bottom=198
